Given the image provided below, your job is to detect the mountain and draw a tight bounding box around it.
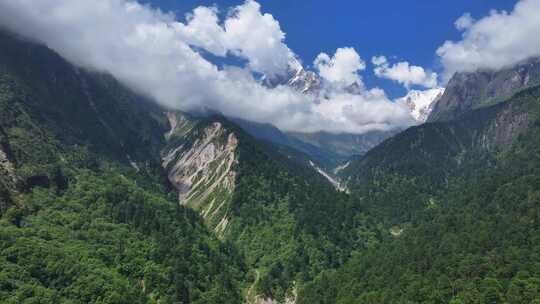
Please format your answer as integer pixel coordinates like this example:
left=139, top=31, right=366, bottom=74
left=161, top=111, right=370, bottom=302
left=231, top=118, right=346, bottom=169
left=232, top=113, right=396, bottom=170
left=0, top=30, right=245, bottom=303
left=286, top=62, right=322, bottom=95
left=397, top=87, right=445, bottom=122
left=257, top=61, right=402, bottom=165
left=428, top=57, right=540, bottom=122
left=340, top=83, right=537, bottom=220
left=262, top=59, right=321, bottom=95
left=299, top=81, right=540, bottom=304
left=287, top=130, right=399, bottom=160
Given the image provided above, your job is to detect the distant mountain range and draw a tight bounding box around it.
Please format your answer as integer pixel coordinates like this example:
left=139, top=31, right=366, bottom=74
left=251, top=59, right=445, bottom=171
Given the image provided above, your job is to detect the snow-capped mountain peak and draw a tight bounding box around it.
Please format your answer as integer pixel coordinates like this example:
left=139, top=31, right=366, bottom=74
left=287, top=67, right=321, bottom=94
left=262, top=58, right=366, bottom=97
left=261, top=58, right=320, bottom=94
left=397, top=87, right=445, bottom=123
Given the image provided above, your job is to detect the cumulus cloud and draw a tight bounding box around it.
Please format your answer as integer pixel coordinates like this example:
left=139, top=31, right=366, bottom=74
left=371, top=55, right=387, bottom=66
left=454, top=13, right=474, bottom=31
left=438, top=0, right=540, bottom=78
left=175, top=6, right=228, bottom=56
left=223, top=0, right=293, bottom=76
left=0, top=0, right=414, bottom=134
left=175, top=0, right=293, bottom=76
left=372, top=56, right=438, bottom=89
left=314, top=47, right=366, bottom=86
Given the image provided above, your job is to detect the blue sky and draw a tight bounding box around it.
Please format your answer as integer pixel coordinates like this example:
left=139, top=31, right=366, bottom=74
left=145, top=0, right=517, bottom=98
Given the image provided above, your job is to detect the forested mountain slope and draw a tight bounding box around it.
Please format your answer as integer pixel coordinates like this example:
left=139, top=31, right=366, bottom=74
left=299, top=84, right=540, bottom=303
left=162, top=112, right=381, bottom=302
left=341, top=85, right=538, bottom=222
left=232, top=118, right=354, bottom=170
left=0, top=30, right=245, bottom=303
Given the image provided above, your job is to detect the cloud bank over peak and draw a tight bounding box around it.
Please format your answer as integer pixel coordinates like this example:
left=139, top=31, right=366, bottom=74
left=0, top=0, right=415, bottom=134
left=437, top=0, right=540, bottom=79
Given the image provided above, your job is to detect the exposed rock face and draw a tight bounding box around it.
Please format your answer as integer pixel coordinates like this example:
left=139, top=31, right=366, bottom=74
left=253, top=288, right=297, bottom=304
left=309, top=161, right=347, bottom=193
left=163, top=116, right=238, bottom=235
left=0, top=147, right=16, bottom=184
left=428, top=57, right=540, bottom=122
left=165, top=111, right=193, bottom=140
left=165, top=112, right=180, bottom=140
left=0, top=144, right=17, bottom=214
left=483, top=103, right=530, bottom=149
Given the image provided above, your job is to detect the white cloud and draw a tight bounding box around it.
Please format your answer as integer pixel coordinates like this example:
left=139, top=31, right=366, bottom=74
left=371, top=55, right=388, bottom=66
left=175, top=6, right=228, bottom=56
left=438, top=0, right=540, bottom=78
left=175, top=0, right=292, bottom=76
left=337, top=89, right=413, bottom=132
left=314, top=47, right=366, bottom=86
left=223, top=0, right=293, bottom=76
left=0, top=0, right=414, bottom=134
left=372, top=56, right=438, bottom=89
left=454, top=12, right=474, bottom=31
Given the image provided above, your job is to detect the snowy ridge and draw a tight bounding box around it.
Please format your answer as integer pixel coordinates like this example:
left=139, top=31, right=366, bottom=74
left=397, top=87, right=445, bottom=123
left=287, top=67, right=321, bottom=94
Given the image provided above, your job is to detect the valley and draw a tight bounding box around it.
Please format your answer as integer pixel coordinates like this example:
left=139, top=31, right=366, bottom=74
left=1, top=1, right=540, bottom=303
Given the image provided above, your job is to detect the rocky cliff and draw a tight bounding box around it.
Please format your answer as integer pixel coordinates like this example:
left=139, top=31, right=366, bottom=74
left=163, top=113, right=238, bottom=235
left=428, top=57, right=540, bottom=122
